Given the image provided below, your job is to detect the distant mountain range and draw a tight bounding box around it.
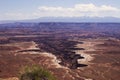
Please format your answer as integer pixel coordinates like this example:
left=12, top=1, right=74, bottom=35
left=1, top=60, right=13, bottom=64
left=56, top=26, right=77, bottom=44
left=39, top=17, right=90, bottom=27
left=0, top=17, right=120, bottom=24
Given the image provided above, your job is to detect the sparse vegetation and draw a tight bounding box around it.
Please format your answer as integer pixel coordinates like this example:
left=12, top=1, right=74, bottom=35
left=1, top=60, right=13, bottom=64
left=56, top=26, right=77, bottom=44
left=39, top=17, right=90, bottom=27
left=19, top=65, right=56, bottom=80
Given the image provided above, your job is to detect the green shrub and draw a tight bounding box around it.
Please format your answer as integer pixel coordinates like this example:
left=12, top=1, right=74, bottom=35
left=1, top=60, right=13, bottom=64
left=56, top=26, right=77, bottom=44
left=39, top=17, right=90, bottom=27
left=19, top=65, right=56, bottom=80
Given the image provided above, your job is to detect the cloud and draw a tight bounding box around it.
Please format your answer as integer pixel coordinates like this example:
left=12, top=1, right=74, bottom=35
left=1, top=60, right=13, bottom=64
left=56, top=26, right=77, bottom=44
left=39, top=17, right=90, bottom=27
left=37, top=3, right=120, bottom=17
left=0, top=3, right=120, bottom=20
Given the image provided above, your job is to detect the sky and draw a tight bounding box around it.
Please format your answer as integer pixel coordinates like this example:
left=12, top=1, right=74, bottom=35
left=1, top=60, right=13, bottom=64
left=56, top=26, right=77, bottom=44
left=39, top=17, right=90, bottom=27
left=0, top=0, right=120, bottom=20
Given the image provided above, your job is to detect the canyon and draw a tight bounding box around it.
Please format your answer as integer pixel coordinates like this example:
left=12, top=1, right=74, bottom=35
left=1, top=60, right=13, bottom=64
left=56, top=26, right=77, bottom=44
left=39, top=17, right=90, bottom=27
left=0, top=23, right=120, bottom=80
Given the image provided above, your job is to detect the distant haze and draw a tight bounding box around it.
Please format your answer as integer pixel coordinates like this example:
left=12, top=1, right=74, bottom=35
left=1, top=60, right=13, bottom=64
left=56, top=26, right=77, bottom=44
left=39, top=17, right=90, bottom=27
left=24, top=17, right=120, bottom=23
left=0, top=17, right=120, bottom=24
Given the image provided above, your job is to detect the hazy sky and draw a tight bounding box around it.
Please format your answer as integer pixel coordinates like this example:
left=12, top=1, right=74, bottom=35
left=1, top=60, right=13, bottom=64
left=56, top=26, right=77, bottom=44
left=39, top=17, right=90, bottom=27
left=0, top=0, right=120, bottom=20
